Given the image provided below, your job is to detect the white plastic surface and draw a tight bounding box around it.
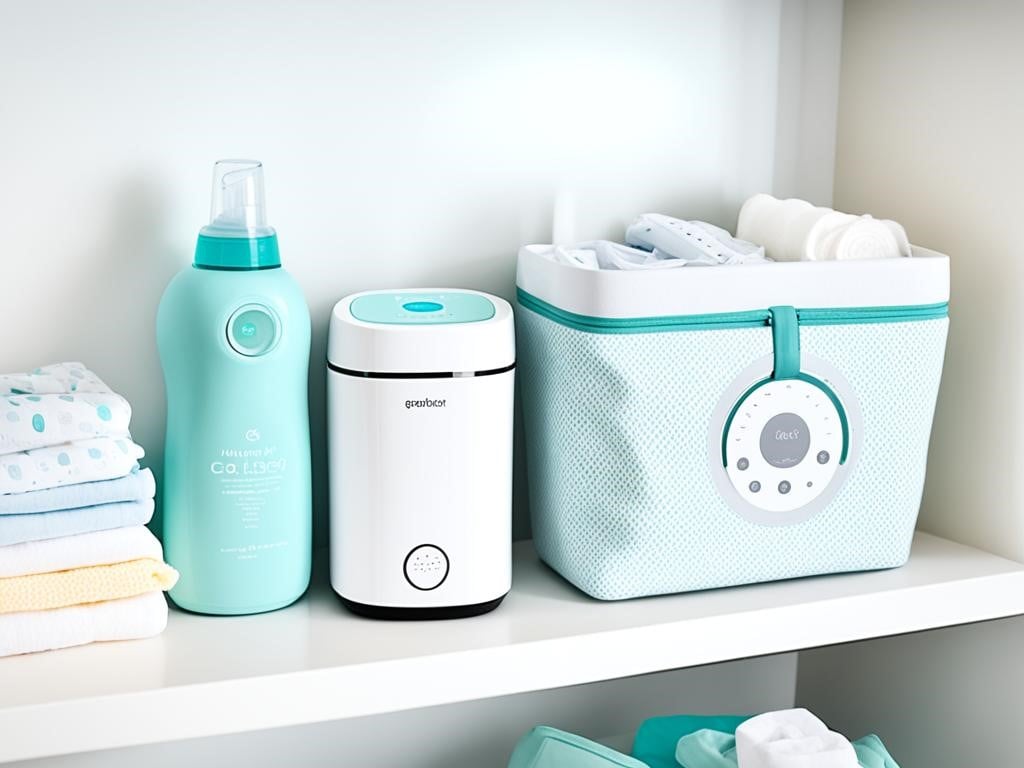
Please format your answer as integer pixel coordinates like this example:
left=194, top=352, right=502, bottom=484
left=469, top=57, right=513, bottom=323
left=329, top=371, right=513, bottom=608
left=517, top=245, right=950, bottom=318
left=328, top=289, right=515, bottom=374
left=1, top=533, right=1023, bottom=763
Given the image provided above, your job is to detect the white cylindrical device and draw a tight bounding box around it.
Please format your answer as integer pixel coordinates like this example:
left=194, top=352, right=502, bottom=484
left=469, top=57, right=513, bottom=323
left=327, top=289, right=515, bottom=619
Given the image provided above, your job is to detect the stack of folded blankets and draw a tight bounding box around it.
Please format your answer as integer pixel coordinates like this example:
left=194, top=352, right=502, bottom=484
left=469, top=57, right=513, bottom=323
left=0, top=362, right=177, bottom=657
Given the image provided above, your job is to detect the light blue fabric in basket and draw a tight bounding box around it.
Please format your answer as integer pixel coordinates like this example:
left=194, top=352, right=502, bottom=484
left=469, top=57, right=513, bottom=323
left=517, top=307, right=948, bottom=600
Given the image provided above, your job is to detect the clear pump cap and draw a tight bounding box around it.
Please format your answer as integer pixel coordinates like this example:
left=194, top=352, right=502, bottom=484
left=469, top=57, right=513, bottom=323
left=201, top=159, right=275, bottom=238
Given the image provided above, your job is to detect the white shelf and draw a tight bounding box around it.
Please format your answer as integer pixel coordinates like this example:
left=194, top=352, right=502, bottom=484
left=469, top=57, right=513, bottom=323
left=2, top=532, right=1023, bottom=763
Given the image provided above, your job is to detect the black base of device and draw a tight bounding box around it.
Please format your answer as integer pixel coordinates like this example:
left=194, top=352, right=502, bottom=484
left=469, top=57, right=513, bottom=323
left=337, top=592, right=507, bottom=620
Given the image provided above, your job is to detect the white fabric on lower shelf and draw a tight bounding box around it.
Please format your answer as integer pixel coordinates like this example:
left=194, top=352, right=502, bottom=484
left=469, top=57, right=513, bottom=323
left=0, top=590, right=168, bottom=657
left=734, top=709, right=858, bottom=768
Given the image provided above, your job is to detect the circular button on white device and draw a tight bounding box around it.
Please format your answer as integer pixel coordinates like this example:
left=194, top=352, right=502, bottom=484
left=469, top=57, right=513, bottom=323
left=724, top=378, right=844, bottom=514
left=403, top=544, right=449, bottom=591
left=227, top=304, right=280, bottom=357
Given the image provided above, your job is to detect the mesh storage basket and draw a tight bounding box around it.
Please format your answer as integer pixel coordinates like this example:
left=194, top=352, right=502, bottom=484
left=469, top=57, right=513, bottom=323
left=517, top=245, right=950, bottom=600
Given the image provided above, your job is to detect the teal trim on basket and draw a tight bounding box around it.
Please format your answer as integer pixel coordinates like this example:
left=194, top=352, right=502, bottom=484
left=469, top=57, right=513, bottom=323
left=516, top=289, right=770, bottom=333
left=516, top=288, right=948, bottom=333
left=769, top=306, right=801, bottom=379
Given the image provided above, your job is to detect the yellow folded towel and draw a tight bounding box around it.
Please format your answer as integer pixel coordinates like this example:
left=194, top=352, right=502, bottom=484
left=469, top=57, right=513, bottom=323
left=0, top=558, right=178, bottom=614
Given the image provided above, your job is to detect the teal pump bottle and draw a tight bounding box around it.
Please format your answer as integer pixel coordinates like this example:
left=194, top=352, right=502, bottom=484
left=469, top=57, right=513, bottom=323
left=157, top=160, right=312, bottom=615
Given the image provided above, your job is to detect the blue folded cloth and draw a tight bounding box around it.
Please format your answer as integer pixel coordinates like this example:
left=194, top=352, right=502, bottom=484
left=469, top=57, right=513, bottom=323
left=0, top=498, right=154, bottom=546
left=0, top=468, right=154, bottom=516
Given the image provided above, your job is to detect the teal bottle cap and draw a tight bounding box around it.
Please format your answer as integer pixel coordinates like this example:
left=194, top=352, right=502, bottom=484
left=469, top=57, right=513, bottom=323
left=194, top=160, right=281, bottom=270
left=194, top=234, right=281, bottom=270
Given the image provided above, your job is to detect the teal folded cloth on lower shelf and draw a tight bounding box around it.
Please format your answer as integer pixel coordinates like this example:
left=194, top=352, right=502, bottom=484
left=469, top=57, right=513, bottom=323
left=509, top=726, right=649, bottom=768
left=632, top=715, right=750, bottom=768
left=676, top=730, right=899, bottom=768
left=632, top=714, right=900, bottom=768
left=0, top=498, right=155, bottom=546
left=853, top=735, right=901, bottom=768
left=674, top=730, right=737, bottom=767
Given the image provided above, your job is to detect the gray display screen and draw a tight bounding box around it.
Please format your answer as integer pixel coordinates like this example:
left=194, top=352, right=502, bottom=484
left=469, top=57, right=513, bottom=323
left=759, top=412, right=810, bottom=468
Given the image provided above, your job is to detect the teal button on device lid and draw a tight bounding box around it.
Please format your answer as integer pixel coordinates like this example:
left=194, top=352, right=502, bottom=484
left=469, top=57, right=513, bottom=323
left=403, top=301, right=444, bottom=313
left=351, top=292, right=496, bottom=325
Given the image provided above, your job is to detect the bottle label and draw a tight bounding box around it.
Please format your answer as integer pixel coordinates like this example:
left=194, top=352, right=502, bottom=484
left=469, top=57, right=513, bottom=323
left=209, top=427, right=289, bottom=560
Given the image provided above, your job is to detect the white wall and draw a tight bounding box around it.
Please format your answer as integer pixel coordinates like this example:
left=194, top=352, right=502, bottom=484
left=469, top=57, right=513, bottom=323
left=796, top=3, right=1024, bottom=765
left=0, top=0, right=842, bottom=543
left=0, top=6, right=840, bottom=764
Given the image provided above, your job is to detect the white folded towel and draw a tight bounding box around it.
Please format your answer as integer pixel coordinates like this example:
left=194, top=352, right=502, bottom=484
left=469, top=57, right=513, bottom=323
left=0, top=525, right=163, bottom=578
left=734, top=709, right=858, bottom=768
left=736, top=194, right=911, bottom=262
left=0, top=591, right=168, bottom=657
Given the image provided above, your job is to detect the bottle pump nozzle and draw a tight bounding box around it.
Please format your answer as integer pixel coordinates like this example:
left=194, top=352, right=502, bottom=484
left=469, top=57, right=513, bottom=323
left=202, top=159, right=275, bottom=238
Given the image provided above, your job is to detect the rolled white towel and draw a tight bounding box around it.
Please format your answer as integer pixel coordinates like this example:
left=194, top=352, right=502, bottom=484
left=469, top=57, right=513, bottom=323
left=734, top=708, right=858, bottom=768
left=737, top=194, right=911, bottom=262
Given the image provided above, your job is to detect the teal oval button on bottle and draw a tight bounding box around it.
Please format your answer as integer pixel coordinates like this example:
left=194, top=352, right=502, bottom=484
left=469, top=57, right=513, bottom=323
left=403, top=301, right=444, bottom=312
left=227, top=304, right=280, bottom=356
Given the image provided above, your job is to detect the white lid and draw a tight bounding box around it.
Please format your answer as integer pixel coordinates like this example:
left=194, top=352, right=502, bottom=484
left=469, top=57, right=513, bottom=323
left=328, top=289, right=515, bottom=374
left=517, top=245, right=950, bottom=318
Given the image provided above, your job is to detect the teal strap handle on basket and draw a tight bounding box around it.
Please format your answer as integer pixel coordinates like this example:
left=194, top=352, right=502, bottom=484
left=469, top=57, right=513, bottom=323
left=769, top=306, right=800, bottom=379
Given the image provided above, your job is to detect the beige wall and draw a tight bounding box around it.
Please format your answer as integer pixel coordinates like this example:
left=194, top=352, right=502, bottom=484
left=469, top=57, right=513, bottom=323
left=798, top=4, right=1024, bottom=766
left=832, top=0, right=1024, bottom=560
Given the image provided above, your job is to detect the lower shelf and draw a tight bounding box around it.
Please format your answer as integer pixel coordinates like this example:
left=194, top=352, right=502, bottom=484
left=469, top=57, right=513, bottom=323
left=2, top=532, right=1024, bottom=763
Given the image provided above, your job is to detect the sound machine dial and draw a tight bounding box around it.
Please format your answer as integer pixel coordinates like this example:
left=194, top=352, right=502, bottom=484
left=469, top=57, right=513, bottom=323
left=709, top=353, right=861, bottom=527
left=724, top=378, right=843, bottom=513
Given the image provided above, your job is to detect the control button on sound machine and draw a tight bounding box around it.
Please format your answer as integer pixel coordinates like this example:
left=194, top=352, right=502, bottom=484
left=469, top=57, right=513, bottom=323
left=403, top=544, right=450, bottom=591
left=760, top=412, right=810, bottom=468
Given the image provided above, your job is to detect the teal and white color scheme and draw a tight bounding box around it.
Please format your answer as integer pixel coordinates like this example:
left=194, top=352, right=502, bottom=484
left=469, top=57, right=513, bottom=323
left=517, top=244, right=950, bottom=600
left=158, top=160, right=312, bottom=616
left=631, top=713, right=901, bottom=768
left=328, top=289, right=515, bottom=619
